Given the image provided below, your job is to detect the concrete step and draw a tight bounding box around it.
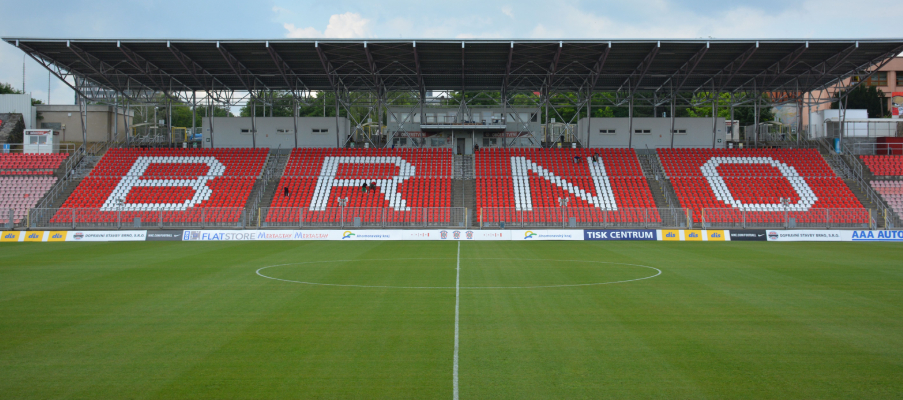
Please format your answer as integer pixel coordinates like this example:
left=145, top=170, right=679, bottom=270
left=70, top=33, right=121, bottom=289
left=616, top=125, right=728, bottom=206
left=645, top=177, right=672, bottom=209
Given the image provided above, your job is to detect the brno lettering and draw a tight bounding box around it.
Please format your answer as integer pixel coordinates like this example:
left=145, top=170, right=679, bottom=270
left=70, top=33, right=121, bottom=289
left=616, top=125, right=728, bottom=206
left=510, top=157, right=618, bottom=211
left=310, top=156, right=414, bottom=211
left=101, top=156, right=225, bottom=212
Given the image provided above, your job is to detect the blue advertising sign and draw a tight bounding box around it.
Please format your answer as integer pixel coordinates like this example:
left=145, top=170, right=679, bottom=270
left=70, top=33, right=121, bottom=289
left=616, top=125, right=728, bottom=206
left=584, top=229, right=657, bottom=241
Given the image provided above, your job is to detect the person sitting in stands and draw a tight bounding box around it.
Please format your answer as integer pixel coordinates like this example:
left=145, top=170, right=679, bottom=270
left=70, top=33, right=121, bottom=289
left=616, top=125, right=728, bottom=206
left=573, top=155, right=580, bottom=164
left=592, top=153, right=599, bottom=163
left=362, top=182, right=369, bottom=193
left=283, top=186, right=290, bottom=197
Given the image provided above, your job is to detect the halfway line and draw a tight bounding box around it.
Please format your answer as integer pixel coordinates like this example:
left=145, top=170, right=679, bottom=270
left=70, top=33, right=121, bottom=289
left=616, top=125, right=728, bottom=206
left=453, top=241, right=460, bottom=400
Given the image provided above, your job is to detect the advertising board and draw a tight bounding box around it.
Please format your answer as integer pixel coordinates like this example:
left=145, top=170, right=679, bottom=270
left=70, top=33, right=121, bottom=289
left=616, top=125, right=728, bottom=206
left=66, top=231, right=147, bottom=242
left=765, top=230, right=847, bottom=242
left=584, top=229, right=657, bottom=241
left=728, top=230, right=767, bottom=241
left=145, top=230, right=185, bottom=241
left=516, top=230, right=584, bottom=240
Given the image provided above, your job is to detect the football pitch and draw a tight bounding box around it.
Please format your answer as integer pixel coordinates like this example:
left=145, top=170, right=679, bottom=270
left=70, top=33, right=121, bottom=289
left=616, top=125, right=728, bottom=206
left=1, top=241, right=902, bottom=399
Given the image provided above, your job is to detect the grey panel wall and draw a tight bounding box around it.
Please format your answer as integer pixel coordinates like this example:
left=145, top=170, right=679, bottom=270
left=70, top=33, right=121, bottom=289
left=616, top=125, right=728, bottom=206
left=201, top=117, right=350, bottom=148
left=577, top=117, right=726, bottom=148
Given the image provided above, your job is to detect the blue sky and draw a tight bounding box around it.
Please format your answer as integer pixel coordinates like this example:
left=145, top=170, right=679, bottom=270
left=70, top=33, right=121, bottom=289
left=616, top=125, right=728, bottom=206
left=2, top=0, right=901, bottom=104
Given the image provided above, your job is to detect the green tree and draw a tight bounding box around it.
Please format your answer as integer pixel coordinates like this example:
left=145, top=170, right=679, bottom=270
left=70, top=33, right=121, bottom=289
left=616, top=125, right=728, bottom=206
left=0, top=82, right=21, bottom=95
left=831, top=85, right=888, bottom=118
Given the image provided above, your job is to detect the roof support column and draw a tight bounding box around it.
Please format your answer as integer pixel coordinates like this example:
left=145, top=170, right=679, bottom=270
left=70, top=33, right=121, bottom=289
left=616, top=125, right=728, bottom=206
left=208, top=95, right=215, bottom=149
left=167, top=100, right=173, bottom=147
left=293, top=98, right=299, bottom=149
left=712, top=83, right=719, bottom=149
left=114, top=96, right=119, bottom=144
left=670, top=85, right=676, bottom=149
left=753, top=86, right=759, bottom=148
left=251, top=97, right=257, bottom=149
left=191, top=92, right=197, bottom=145
left=125, top=102, right=131, bottom=148
left=586, top=88, right=592, bottom=148
left=628, top=91, right=634, bottom=149
left=729, top=93, right=735, bottom=146
left=335, top=91, right=341, bottom=148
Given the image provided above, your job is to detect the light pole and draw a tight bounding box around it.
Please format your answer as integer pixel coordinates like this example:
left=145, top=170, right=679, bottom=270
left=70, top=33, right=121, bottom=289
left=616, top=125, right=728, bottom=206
left=338, top=197, right=349, bottom=228
left=558, top=197, right=569, bottom=227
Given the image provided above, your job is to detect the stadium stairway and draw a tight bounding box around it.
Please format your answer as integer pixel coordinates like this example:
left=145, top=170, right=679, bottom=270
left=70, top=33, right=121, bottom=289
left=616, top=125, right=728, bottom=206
left=248, top=151, right=288, bottom=225
left=453, top=154, right=476, bottom=225
left=636, top=151, right=674, bottom=209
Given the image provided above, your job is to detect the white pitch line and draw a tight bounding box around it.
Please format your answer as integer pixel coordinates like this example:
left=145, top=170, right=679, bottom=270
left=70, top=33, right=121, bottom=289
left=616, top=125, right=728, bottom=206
left=453, top=241, right=461, bottom=400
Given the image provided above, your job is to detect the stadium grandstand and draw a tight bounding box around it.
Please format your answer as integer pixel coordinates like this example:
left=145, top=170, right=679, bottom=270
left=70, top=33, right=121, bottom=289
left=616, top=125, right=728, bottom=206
left=4, top=38, right=903, bottom=230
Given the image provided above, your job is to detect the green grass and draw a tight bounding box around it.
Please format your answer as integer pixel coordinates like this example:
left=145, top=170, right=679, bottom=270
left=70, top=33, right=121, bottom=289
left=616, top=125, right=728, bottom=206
left=1, top=241, right=902, bottom=399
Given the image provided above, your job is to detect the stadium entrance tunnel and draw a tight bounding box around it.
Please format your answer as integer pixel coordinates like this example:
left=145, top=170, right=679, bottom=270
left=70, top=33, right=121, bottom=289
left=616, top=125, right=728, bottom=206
left=256, top=258, right=661, bottom=289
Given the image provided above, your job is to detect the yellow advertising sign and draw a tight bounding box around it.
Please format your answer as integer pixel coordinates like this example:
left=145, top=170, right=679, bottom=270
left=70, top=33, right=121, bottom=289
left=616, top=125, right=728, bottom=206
left=0, top=231, right=21, bottom=242
left=661, top=230, right=681, bottom=241
left=706, top=230, right=727, bottom=241
left=23, top=231, right=45, bottom=242
left=47, top=231, right=67, bottom=242
left=684, top=230, right=704, bottom=241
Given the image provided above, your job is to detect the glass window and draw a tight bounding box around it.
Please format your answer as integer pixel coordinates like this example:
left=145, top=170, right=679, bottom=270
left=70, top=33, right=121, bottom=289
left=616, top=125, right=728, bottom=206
left=867, top=71, right=888, bottom=87
left=29, top=136, right=39, bottom=144
left=482, top=138, right=498, bottom=147
left=430, top=138, right=446, bottom=147
left=896, top=72, right=903, bottom=87
left=41, top=122, right=62, bottom=130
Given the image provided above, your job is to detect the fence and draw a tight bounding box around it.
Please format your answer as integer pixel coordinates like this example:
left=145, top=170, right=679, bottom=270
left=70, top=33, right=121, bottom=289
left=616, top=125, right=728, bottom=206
left=258, top=207, right=469, bottom=228
left=699, top=208, right=874, bottom=229
left=477, top=207, right=691, bottom=229
left=28, top=207, right=246, bottom=229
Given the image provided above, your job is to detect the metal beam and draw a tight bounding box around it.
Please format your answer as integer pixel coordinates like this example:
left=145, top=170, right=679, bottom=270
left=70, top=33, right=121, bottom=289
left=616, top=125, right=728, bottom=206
left=546, top=41, right=563, bottom=89
left=167, top=43, right=226, bottom=93
left=657, top=42, right=708, bottom=93
left=412, top=41, right=424, bottom=90
left=503, top=41, right=515, bottom=90
left=736, top=43, right=807, bottom=92
left=67, top=42, right=140, bottom=101
left=315, top=41, right=338, bottom=92
left=217, top=42, right=265, bottom=95
left=266, top=42, right=307, bottom=96
left=363, top=41, right=383, bottom=91
left=588, top=42, right=612, bottom=89
left=619, top=42, right=660, bottom=93
left=692, top=43, right=757, bottom=93
left=118, top=43, right=190, bottom=94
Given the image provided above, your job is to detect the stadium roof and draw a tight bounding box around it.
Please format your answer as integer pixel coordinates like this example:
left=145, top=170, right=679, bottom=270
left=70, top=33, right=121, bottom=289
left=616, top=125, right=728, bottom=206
left=5, top=38, right=903, bottom=96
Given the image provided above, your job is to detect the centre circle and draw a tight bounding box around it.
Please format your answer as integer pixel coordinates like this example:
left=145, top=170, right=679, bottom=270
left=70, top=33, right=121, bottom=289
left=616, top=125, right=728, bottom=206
left=256, top=258, right=661, bottom=289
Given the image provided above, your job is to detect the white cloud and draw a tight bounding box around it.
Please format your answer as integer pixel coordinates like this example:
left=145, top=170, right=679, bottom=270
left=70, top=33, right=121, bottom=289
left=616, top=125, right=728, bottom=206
left=284, top=12, right=372, bottom=38
left=272, top=6, right=291, bottom=15
left=501, top=6, right=514, bottom=18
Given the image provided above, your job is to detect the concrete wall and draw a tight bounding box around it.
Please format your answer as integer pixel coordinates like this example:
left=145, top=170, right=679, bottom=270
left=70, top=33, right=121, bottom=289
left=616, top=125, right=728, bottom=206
left=577, top=117, right=727, bottom=148
left=35, top=105, right=133, bottom=143
left=201, top=117, right=351, bottom=148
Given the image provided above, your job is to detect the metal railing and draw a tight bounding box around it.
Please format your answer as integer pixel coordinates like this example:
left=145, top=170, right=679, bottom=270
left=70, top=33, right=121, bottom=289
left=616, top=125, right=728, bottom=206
left=32, top=144, right=87, bottom=213
left=28, top=207, right=246, bottom=229
left=477, top=207, right=691, bottom=229
left=699, top=208, right=874, bottom=229
left=258, top=207, right=468, bottom=228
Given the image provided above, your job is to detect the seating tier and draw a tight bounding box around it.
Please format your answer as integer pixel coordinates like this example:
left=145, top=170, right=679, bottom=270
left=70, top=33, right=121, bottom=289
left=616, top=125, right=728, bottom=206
left=0, top=176, right=56, bottom=224
left=872, top=181, right=903, bottom=219
left=475, top=148, right=659, bottom=223
left=50, top=148, right=267, bottom=224
left=267, top=148, right=453, bottom=223
left=658, top=148, right=867, bottom=224
left=860, top=155, right=903, bottom=176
